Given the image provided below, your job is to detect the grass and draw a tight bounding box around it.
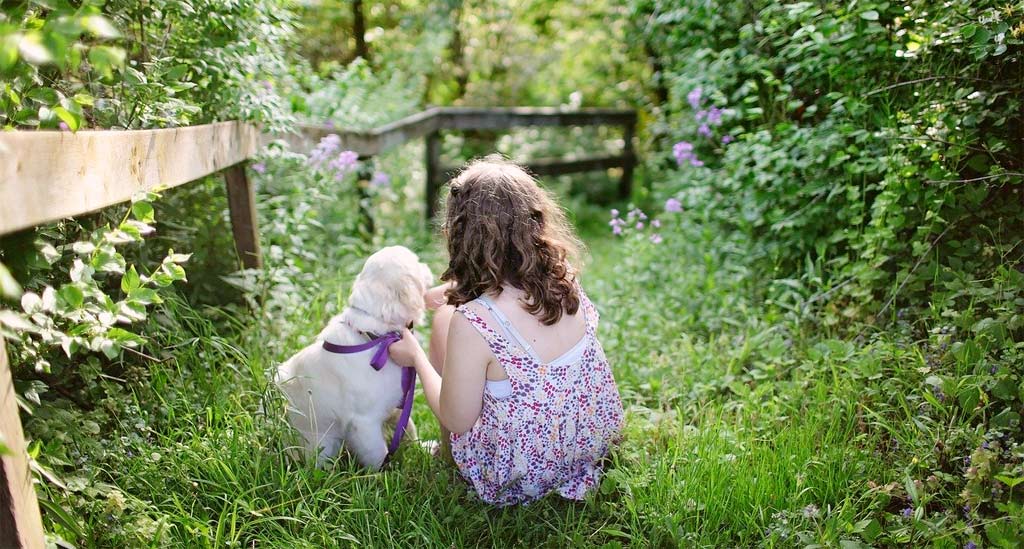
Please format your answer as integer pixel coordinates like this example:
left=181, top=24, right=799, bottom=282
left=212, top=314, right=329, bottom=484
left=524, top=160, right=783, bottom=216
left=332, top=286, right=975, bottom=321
left=33, top=194, right=997, bottom=548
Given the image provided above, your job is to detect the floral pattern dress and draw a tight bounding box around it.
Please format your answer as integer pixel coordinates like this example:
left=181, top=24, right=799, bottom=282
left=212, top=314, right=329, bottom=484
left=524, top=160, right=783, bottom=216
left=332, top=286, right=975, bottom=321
left=449, top=286, right=624, bottom=506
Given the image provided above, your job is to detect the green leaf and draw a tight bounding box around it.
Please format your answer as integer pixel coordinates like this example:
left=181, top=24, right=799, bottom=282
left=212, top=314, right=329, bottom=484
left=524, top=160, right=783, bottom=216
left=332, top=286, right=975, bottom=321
left=81, top=15, right=121, bottom=39
left=87, top=45, right=126, bottom=78
left=0, top=34, right=19, bottom=71
left=121, top=265, right=141, bottom=294
left=17, top=31, right=52, bottom=65
left=26, top=87, right=59, bottom=105
left=0, top=262, right=22, bottom=299
left=860, top=10, right=879, bottom=21
left=51, top=106, right=80, bottom=131
left=57, top=284, right=84, bottom=309
left=131, top=201, right=155, bottom=223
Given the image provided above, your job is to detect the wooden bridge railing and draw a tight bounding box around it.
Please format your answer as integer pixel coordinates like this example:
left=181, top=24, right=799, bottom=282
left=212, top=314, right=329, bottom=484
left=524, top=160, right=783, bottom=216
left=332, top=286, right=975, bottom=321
left=0, top=105, right=635, bottom=546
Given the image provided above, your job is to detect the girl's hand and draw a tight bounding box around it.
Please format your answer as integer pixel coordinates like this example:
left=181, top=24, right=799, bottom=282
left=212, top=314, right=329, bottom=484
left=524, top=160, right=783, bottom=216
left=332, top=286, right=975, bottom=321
left=424, top=282, right=454, bottom=311
left=388, top=328, right=427, bottom=368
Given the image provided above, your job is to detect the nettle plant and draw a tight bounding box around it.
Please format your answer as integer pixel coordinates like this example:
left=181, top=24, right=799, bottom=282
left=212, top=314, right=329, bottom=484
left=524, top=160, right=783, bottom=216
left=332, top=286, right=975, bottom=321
left=0, top=192, right=188, bottom=386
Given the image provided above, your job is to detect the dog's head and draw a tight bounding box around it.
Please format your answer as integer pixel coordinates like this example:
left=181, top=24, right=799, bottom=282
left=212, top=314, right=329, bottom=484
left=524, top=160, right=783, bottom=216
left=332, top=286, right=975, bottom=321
left=343, top=246, right=434, bottom=335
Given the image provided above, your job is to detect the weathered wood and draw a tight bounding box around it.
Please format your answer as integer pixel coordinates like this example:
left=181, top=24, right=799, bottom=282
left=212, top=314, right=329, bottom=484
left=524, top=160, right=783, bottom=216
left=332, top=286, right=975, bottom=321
left=440, top=154, right=635, bottom=180
left=425, top=131, right=442, bottom=220
left=439, top=107, right=636, bottom=131
left=288, top=107, right=633, bottom=156
left=620, top=119, right=636, bottom=199
left=0, top=340, right=46, bottom=549
left=0, top=122, right=261, bottom=236
left=223, top=164, right=262, bottom=269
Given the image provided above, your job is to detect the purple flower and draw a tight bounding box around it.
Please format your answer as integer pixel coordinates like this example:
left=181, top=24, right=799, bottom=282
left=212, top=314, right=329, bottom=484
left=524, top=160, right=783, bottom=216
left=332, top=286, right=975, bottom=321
left=59, top=121, right=70, bottom=131
left=673, top=140, right=702, bottom=167
left=329, top=150, right=359, bottom=179
left=665, top=198, right=683, bottom=213
left=612, top=225, right=623, bottom=236
left=902, top=507, right=913, bottom=518
left=251, top=162, right=266, bottom=174
left=650, top=233, right=662, bottom=244
left=635, top=222, right=644, bottom=230
left=721, top=135, right=734, bottom=144
left=260, top=80, right=273, bottom=91
left=966, top=542, right=977, bottom=549
left=698, top=124, right=712, bottom=138
left=652, top=219, right=661, bottom=228
left=687, top=87, right=702, bottom=110
left=610, top=208, right=619, bottom=217
left=370, top=171, right=390, bottom=187
left=690, top=157, right=704, bottom=167
left=706, top=106, right=724, bottom=126
left=309, top=134, right=342, bottom=166
left=982, top=441, right=989, bottom=449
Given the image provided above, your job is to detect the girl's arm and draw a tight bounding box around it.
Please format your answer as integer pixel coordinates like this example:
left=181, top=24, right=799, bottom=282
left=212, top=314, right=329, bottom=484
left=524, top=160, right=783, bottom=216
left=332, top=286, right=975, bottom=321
left=388, top=317, right=488, bottom=434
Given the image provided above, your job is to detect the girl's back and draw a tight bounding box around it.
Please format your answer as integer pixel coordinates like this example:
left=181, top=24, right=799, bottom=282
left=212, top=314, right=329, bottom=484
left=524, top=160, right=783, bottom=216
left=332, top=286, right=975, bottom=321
left=450, top=284, right=623, bottom=505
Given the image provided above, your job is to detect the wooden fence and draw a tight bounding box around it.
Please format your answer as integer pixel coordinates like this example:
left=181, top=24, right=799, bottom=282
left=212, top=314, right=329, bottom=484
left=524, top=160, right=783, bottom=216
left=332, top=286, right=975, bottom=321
left=0, top=106, right=635, bottom=546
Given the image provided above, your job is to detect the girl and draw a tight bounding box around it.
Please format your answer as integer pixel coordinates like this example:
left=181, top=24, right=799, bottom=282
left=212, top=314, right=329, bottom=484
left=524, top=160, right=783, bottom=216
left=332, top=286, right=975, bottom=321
left=388, top=158, right=624, bottom=506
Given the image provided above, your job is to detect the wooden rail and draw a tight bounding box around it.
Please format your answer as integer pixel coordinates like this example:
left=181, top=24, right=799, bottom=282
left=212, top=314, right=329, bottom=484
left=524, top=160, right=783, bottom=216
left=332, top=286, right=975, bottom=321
left=0, top=105, right=636, bottom=545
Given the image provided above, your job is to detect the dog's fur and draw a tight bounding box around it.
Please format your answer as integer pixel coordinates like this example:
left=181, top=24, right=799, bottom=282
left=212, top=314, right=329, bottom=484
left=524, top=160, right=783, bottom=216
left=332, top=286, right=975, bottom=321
left=276, top=246, right=433, bottom=469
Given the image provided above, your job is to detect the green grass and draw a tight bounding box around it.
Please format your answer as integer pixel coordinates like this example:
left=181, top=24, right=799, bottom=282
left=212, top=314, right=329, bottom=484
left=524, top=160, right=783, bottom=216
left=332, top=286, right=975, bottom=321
left=33, top=202, right=998, bottom=548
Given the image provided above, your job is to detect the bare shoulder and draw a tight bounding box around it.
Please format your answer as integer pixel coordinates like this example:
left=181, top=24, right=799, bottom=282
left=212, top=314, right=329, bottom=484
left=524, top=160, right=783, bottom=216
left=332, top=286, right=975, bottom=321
left=447, top=306, right=491, bottom=354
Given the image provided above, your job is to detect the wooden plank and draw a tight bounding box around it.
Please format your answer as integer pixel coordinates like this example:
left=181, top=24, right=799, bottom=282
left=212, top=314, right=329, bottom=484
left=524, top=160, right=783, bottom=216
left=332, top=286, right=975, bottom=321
left=223, top=164, right=262, bottom=269
left=0, top=122, right=261, bottom=236
left=439, top=107, right=636, bottom=131
left=425, top=131, right=442, bottom=220
left=0, top=339, right=46, bottom=549
left=442, top=154, right=634, bottom=179
left=289, top=107, right=633, bottom=156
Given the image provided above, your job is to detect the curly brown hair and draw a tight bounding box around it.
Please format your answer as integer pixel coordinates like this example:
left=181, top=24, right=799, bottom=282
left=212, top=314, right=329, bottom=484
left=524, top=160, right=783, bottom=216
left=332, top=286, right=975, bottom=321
left=440, top=157, right=583, bottom=325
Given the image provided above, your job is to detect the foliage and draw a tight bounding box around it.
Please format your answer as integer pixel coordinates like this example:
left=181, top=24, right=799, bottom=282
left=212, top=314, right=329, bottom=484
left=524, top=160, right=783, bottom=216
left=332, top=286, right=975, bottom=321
left=0, top=0, right=295, bottom=130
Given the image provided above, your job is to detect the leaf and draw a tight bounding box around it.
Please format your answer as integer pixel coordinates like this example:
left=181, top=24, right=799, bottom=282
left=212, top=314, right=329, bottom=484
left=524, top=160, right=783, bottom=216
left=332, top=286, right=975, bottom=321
left=17, top=31, right=52, bottom=65
left=860, top=10, right=879, bottom=21
left=81, top=15, right=121, bottom=39
left=51, top=106, right=80, bottom=131
left=994, top=474, right=1024, bottom=489
left=57, top=285, right=84, bottom=309
left=121, top=265, right=141, bottom=294
left=0, top=263, right=22, bottom=299
left=0, top=34, right=19, bottom=71
left=131, top=201, right=155, bottom=223
left=87, top=46, right=126, bottom=78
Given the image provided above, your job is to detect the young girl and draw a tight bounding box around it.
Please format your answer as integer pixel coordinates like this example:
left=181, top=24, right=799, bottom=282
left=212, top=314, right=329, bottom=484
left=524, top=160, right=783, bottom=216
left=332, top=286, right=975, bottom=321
left=387, top=159, right=624, bottom=506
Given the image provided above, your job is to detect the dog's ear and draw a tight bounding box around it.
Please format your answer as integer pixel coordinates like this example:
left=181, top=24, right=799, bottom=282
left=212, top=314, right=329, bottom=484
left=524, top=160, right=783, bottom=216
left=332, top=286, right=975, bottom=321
left=418, top=262, right=434, bottom=292
left=376, top=272, right=428, bottom=326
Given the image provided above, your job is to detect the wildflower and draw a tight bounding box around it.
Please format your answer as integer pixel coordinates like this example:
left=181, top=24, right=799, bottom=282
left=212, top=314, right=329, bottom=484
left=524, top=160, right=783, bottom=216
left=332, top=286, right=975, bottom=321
left=370, top=171, right=390, bottom=187
left=963, top=504, right=971, bottom=516
left=650, top=233, right=662, bottom=244
left=610, top=209, right=619, bottom=217
left=635, top=222, right=644, bottom=230
left=612, top=225, right=623, bottom=236
left=902, top=507, right=913, bottom=518
left=329, top=150, right=360, bottom=179
left=690, top=157, right=704, bottom=167
left=251, top=162, right=266, bottom=174
left=706, top=106, right=724, bottom=126
left=802, top=504, right=820, bottom=519
left=260, top=80, right=273, bottom=91
left=652, top=219, right=661, bottom=228
left=309, top=134, right=342, bottom=166
left=59, top=121, right=70, bottom=131
left=698, top=124, right=712, bottom=138
left=665, top=198, right=683, bottom=213
left=673, top=141, right=702, bottom=167
left=966, top=542, right=977, bottom=549
left=687, top=87, right=702, bottom=110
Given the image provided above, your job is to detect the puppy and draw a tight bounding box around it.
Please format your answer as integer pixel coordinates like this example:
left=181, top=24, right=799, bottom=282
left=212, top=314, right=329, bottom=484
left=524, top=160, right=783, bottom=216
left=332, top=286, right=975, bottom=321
left=276, top=246, right=433, bottom=469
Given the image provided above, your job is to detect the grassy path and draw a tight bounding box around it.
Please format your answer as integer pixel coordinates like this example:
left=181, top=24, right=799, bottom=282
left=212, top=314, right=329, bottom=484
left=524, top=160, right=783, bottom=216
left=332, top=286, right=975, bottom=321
left=57, top=221, right=894, bottom=547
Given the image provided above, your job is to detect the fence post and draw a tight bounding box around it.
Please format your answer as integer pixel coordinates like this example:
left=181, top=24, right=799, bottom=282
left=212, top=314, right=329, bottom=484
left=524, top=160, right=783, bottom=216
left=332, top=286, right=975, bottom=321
left=425, top=131, right=442, bottom=221
left=223, top=163, right=262, bottom=269
left=619, top=116, right=636, bottom=199
left=0, top=339, right=46, bottom=549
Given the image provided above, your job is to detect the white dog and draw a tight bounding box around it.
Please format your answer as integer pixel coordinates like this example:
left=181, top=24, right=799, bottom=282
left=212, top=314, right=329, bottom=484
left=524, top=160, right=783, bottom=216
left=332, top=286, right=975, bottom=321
left=276, top=246, right=433, bottom=469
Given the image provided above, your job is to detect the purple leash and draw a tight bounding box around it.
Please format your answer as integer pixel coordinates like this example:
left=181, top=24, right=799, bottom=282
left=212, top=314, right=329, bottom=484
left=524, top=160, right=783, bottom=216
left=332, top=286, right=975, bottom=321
left=322, top=331, right=416, bottom=459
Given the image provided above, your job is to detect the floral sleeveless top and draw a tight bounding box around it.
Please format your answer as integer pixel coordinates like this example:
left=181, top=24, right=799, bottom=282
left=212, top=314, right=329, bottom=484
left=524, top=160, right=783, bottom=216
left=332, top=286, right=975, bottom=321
left=450, top=285, right=624, bottom=506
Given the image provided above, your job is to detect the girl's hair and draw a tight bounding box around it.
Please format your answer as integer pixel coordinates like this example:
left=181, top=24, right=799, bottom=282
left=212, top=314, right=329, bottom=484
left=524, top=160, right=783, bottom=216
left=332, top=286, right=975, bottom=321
left=441, top=157, right=583, bottom=325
